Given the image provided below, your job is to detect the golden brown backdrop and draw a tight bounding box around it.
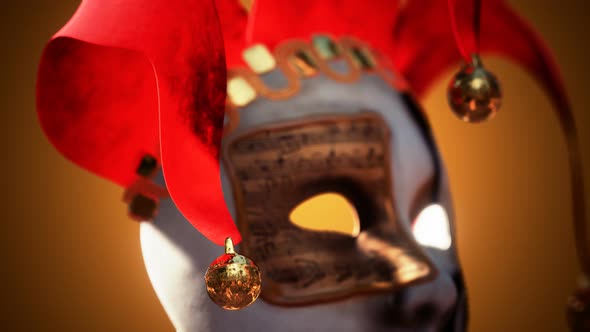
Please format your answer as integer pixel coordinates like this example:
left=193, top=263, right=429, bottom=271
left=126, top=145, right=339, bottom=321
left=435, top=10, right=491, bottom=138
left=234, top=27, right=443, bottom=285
left=1, top=1, right=589, bottom=331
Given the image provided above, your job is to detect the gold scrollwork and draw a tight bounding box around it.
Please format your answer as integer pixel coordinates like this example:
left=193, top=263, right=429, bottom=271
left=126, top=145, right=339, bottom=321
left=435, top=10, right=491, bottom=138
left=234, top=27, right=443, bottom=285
left=224, top=36, right=408, bottom=137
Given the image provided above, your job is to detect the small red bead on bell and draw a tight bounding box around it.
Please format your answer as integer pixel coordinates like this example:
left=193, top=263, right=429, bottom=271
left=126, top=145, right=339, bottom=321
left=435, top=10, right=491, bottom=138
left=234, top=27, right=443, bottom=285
left=204, top=237, right=262, bottom=310
left=447, top=55, right=502, bottom=123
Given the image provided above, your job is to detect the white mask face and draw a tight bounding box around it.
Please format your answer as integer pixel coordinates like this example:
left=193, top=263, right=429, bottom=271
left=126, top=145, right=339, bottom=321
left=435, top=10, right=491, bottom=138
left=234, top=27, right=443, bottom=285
left=140, top=70, right=466, bottom=331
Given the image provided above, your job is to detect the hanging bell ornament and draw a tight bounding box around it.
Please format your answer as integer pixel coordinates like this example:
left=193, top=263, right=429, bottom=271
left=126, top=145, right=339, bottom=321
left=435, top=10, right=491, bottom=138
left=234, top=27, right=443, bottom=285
left=204, top=237, right=262, bottom=310
left=566, top=277, right=590, bottom=331
left=447, top=55, right=502, bottom=123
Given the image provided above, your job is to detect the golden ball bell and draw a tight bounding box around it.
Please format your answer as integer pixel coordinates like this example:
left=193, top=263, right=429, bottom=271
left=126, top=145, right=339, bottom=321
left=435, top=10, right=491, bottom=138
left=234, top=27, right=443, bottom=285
left=447, top=56, right=502, bottom=123
left=204, top=237, right=262, bottom=310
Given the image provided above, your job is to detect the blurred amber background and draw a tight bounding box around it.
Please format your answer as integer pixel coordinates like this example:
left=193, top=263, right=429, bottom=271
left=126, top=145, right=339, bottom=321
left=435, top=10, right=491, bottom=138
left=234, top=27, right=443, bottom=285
left=1, top=1, right=589, bottom=331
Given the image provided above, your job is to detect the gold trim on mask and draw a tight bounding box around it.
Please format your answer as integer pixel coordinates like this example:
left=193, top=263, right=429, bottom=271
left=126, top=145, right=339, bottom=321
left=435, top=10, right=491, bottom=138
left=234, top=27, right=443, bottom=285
left=224, top=36, right=410, bottom=136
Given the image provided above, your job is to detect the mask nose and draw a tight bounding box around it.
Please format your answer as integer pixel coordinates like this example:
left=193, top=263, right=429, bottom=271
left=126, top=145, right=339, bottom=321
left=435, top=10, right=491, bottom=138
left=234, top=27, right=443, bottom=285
left=386, top=271, right=458, bottom=328
left=358, top=226, right=458, bottom=328
left=356, top=225, right=437, bottom=287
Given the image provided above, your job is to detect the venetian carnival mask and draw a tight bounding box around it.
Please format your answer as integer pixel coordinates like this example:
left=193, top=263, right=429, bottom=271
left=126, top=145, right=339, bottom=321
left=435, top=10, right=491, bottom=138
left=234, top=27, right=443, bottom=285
left=36, top=0, right=589, bottom=331
left=139, top=36, right=466, bottom=331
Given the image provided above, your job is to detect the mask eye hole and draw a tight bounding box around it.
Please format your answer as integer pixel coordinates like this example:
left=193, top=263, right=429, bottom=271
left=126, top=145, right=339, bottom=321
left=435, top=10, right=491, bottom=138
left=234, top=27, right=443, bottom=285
left=289, top=192, right=360, bottom=237
left=412, top=204, right=452, bottom=250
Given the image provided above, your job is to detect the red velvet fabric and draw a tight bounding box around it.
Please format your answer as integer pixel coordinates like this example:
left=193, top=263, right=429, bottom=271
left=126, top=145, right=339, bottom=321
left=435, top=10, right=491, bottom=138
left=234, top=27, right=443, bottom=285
left=37, top=0, right=570, bottom=246
left=37, top=0, right=239, bottom=245
left=249, top=0, right=399, bottom=57
left=393, top=0, right=570, bottom=115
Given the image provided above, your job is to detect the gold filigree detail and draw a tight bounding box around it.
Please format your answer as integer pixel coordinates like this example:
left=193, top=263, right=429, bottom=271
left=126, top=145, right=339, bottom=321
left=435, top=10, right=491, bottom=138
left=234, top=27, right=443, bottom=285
left=224, top=36, right=410, bottom=136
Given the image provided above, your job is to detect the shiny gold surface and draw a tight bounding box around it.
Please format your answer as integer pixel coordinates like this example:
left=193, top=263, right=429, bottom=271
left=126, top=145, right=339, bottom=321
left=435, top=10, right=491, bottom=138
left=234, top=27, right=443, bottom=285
left=447, top=55, right=502, bottom=123
left=289, top=50, right=318, bottom=77
left=222, top=113, right=435, bottom=305
left=243, top=44, right=276, bottom=74
left=238, top=0, right=253, bottom=13
left=227, top=76, right=257, bottom=107
left=204, top=238, right=262, bottom=310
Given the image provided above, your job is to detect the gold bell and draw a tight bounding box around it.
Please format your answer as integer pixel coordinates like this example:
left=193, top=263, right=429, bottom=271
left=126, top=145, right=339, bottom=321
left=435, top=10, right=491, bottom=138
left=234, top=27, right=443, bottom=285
left=447, top=54, right=502, bottom=123
left=204, top=237, right=262, bottom=310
